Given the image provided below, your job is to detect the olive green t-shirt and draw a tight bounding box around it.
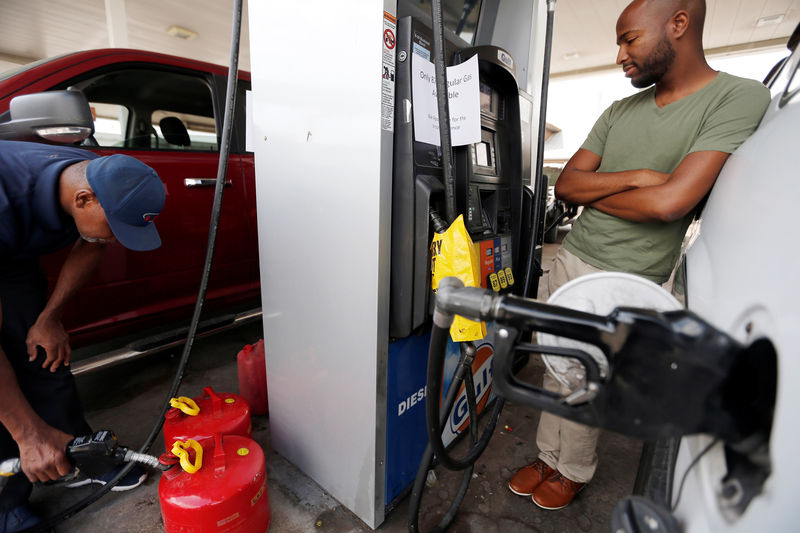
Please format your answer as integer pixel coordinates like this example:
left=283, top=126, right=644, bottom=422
left=563, top=72, right=770, bottom=283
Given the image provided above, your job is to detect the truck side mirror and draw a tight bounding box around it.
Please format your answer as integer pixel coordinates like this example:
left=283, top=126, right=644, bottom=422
left=0, top=90, right=94, bottom=143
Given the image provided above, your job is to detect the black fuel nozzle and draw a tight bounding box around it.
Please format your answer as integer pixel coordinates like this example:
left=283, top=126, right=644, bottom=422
left=67, top=430, right=166, bottom=473
left=430, top=209, right=448, bottom=234
left=66, top=430, right=127, bottom=477
left=1, top=430, right=166, bottom=493
left=432, top=278, right=767, bottom=445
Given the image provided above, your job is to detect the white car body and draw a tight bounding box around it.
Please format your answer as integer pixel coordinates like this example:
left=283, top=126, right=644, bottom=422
left=675, top=44, right=800, bottom=531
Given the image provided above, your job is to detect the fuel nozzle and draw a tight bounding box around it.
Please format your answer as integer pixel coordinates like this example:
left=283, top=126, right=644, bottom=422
left=1, top=430, right=168, bottom=492
left=430, top=209, right=449, bottom=233
left=66, top=430, right=127, bottom=477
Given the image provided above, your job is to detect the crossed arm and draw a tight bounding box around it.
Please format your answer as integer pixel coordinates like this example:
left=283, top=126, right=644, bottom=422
left=555, top=148, right=731, bottom=223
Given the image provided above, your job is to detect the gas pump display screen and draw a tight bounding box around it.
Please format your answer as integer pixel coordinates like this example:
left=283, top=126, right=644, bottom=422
left=476, top=141, right=492, bottom=167
left=471, top=128, right=497, bottom=176
left=480, top=82, right=493, bottom=114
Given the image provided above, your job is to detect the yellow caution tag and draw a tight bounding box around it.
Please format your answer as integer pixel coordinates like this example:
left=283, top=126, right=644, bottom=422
left=497, top=269, right=508, bottom=289
left=489, top=273, right=500, bottom=292
left=504, top=267, right=515, bottom=286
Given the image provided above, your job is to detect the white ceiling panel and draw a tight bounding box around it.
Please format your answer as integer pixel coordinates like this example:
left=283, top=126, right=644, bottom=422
left=0, top=0, right=251, bottom=73
left=0, top=1, right=797, bottom=77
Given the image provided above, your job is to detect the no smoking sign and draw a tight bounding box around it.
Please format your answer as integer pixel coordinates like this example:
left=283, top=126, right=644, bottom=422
left=384, top=28, right=395, bottom=49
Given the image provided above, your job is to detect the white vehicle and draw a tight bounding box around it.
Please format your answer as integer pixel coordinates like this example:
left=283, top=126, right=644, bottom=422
left=665, top=26, right=800, bottom=533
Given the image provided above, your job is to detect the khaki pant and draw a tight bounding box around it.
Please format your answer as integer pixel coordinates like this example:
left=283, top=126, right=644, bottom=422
left=534, top=247, right=676, bottom=483
left=535, top=247, right=604, bottom=483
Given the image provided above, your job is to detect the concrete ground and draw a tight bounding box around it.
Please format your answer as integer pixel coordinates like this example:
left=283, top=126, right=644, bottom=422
left=29, top=233, right=645, bottom=532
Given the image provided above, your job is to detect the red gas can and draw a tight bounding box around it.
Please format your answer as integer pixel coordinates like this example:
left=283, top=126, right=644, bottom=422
left=237, top=340, right=269, bottom=416
left=163, top=387, right=251, bottom=450
left=159, top=434, right=270, bottom=532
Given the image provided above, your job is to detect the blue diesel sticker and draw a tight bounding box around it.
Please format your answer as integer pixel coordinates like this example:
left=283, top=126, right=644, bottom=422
left=385, top=332, right=431, bottom=506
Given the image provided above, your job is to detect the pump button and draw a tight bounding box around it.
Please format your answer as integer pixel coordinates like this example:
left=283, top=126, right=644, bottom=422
left=505, top=267, right=515, bottom=286
left=497, top=269, right=508, bottom=289
left=489, top=273, right=500, bottom=292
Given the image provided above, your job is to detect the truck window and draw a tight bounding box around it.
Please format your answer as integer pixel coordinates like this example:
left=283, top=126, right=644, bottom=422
left=89, top=102, right=129, bottom=147
left=60, top=67, right=218, bottom=151
left=151, top=110, right=218, bottom=151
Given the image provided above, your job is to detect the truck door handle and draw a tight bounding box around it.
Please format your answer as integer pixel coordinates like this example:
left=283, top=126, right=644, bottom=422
left=184, top=178, right=232, bottom=188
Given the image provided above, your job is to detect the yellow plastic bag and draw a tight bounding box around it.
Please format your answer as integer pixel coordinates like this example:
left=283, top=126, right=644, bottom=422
left=430, top=215, right=487, bottom=342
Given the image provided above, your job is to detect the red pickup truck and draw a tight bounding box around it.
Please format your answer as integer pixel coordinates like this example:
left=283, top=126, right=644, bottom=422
left=0, top=49, right=260, bottom=367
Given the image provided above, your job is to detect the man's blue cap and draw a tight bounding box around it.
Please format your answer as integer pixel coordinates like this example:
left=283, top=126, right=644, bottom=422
left=85, top=154, right=166, bottom=251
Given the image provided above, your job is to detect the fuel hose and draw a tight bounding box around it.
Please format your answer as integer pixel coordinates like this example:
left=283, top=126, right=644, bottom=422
left=431, top=0, right=457, bottom=223
left=22, top=1, right=243, bottom=530
left=408, top=285, right=505, bottom=531
left=408, top=342, right=478, bottom=533
left=425, top=334, right=504, bottom=471
left=522, top=0, right=557, bottom=299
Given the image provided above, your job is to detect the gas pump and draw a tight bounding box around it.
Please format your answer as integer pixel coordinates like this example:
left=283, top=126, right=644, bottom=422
left=385, top=14, right=538, bottom=513
left=390, top=18, right=529, bottom=340
left=248, top=0, right=548, bottom=528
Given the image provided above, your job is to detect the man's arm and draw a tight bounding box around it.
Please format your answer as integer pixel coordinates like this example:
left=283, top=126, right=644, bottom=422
left=588, top=150, right=730, bottom=223
left=0, top=301, right=73, bottom=482
left=554, top=149, right=671, bottom=205
left=26, top=239, right=106, bottom=372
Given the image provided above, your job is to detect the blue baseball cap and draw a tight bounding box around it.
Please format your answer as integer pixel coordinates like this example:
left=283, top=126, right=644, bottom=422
left=85, top=154, right=166, bottom=251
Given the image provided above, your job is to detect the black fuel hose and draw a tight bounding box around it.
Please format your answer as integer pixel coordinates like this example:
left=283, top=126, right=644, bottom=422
left=408, top=343, right=478, bottom=533
left=522, top=0, right=557, bottom=299
left=425, top=328, right=504, bottom=471
left=431, top=0, right=457, bottom=223
left=23, top=1, right=243, bottom=530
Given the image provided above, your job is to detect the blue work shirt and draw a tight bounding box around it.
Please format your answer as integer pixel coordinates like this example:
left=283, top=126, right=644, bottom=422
left=0, top=140, right=98, bottom=260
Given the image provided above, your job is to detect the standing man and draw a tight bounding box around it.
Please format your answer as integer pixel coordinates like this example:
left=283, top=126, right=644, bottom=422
left=0, top=140, right=166, bottom=532
left=508, top=0, right=770, bottom=510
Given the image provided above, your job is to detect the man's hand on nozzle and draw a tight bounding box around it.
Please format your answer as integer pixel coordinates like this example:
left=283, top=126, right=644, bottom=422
left=26, top=312, right=71, bottom=372
left=18, top=423, right=73, bottom=483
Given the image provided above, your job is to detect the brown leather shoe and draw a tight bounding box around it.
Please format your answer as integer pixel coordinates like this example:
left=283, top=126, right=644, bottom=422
left=508, top=459, right=555, bottom=496
left=531, top=472, right=585, bottom=510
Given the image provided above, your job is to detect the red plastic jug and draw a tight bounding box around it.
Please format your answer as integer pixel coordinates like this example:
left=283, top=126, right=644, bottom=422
left=163, top=387, right=251, bottom=450
left=237, top=340, right=268, bottom=415
left=159, top=433, right=270, bottom=533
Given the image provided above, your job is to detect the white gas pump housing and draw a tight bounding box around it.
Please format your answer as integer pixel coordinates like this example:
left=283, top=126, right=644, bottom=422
left=247, top=0, right=547, bottom=527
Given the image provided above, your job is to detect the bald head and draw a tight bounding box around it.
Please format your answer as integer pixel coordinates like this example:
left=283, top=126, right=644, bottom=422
left=616, top=0, right=709, bottom=88
left=621, top=0, right=706, bottom=40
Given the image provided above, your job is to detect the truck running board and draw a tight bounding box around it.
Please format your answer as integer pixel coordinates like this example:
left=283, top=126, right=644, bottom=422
left=70, top=308, right=262, bottom=376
